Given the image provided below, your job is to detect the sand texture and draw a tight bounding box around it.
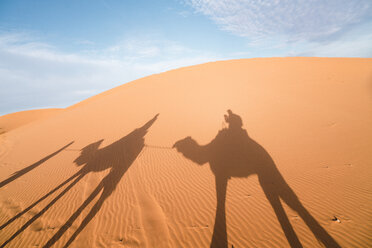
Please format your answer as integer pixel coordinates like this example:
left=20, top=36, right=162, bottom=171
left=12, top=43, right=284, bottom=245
left=0, top=109, right=62, bottom=135
left=0, top=57, right=371, bottom=248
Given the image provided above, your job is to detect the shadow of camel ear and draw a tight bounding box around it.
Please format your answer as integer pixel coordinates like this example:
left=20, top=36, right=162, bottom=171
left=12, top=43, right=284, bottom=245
left=74, top=139, right=104, bottom=165
left=173, top=136, right=193, bottom=149
left=172, top=140, right=182, bottom=149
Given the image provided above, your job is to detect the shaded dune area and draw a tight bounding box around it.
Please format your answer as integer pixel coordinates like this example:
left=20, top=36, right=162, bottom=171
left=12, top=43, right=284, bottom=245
left=0, top=58, right=371, bottom=247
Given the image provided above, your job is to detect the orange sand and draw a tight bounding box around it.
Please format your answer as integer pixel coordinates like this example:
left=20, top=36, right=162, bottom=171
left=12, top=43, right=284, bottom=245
left=0, top=109, right=62, bottom=134
left=0, top=58, right=371, bottom=248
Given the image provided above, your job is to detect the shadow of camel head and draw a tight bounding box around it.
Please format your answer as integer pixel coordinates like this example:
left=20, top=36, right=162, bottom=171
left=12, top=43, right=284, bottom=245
left=74, top=139, right=104, bottom=166
left=173, top=110, right=340, bottom=248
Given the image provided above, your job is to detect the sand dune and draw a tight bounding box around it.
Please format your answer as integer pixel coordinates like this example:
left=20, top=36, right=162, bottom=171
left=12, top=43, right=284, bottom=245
left=0, top=109, right=63, bottom=135
left=0, top=57, right=371, bottom=247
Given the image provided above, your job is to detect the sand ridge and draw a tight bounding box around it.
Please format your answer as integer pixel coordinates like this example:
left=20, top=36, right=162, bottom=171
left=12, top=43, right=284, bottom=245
left=0, top=57, right=371, bottom=247
left=0, top=108, right=63, bottom=135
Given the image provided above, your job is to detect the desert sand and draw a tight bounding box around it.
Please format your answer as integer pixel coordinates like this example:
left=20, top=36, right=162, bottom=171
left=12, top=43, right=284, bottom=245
left=0, top=109, right=62, bottom=134
left=0, top=57, right=371, bottom=248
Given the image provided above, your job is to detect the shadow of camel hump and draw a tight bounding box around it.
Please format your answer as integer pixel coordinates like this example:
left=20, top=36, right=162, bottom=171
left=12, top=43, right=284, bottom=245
left=0, top=114, right=159, bottom=248
left=174, top=110, right=340, bottom=248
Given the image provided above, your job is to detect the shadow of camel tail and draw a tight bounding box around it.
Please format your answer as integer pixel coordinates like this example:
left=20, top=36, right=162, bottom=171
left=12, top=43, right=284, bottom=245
left=0, top=141, right=74, bottom=188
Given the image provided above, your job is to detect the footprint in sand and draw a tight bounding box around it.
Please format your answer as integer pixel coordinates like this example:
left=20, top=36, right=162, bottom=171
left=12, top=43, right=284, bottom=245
left=136, top=188, right=171, bottom=248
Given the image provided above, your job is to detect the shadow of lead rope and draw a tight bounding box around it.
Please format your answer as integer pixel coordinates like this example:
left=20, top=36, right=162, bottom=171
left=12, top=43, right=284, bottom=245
left=144, top=144, right=174, bottom=149
left=0, top=141, right=74, bottom=188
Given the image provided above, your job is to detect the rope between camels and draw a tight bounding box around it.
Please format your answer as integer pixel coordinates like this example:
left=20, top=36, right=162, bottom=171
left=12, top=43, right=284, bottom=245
left=144, top=144, right=174, bottom=150
left=63, top=144, right=174, bottom=152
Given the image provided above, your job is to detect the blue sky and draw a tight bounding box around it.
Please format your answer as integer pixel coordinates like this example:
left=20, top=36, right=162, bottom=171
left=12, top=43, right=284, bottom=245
left=1, top=0, right=371, bottom=115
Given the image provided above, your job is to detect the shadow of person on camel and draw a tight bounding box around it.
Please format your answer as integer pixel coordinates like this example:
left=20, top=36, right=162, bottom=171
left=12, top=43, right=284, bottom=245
left=173, top=110, right=340, bottom=248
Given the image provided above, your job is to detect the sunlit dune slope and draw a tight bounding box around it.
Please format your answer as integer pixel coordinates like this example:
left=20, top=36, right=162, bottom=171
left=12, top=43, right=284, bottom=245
left=0, top=108, right=63, bottom=134
left=0, top=58, right=371, bottom=248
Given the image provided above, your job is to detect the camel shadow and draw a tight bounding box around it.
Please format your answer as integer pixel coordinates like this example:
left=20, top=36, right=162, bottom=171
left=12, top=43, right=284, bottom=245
left=173, top=110, right=340, bottom=248
left=0, top=114, right=158, bottom=248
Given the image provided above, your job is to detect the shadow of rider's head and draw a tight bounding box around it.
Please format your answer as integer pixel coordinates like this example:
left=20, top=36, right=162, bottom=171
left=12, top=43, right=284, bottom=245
left=224, top=110, right=243, bottom=130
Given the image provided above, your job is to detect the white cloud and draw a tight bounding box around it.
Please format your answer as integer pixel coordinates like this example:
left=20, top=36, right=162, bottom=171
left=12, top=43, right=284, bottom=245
left=297, top=32, right=372, bottom=57
left=105, top=38, right=194, bottom=60
left=72, top=89, right=100, bottom=96
left=0, top=33, right=221, bottom=115
left=186, top=0, right=371, bottom=41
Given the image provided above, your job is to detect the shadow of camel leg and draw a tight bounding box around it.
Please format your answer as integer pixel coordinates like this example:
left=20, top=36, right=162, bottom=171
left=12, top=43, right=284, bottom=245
left=62, top=192, right=108, bottom=248
left=263, top=190, right=303, bottom=248
left=0, top=173, right=84, bottom=248
left=0, top=171, right=81, bottom=230
left=43, top=182, right=104, bottom=248
left=285, top=199, right=341, bottom=248
left=211, top=176, right=228, bottom=248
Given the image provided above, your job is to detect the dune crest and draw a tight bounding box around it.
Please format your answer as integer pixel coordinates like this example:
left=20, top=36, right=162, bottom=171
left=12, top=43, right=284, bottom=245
left=0, top=108, right=63, bottom=134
